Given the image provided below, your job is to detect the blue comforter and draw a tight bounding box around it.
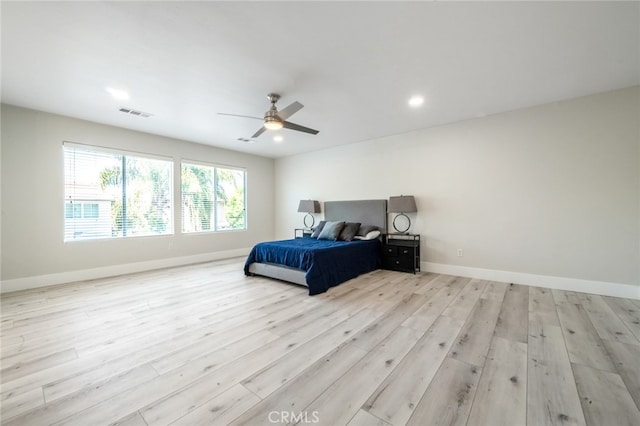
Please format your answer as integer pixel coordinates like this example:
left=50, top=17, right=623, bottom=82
left=244, top=238, right=381, bottom=295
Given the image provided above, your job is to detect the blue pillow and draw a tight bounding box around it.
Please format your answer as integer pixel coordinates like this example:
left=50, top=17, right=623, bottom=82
left=310, top=221, right=327, bottom=239
left=317, top=221, right=345, bottom=241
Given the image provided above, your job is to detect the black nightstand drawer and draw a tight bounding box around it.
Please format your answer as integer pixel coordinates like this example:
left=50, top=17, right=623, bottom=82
left=382, top=256, right=415, bottom=271
left=397, top=246, right=414, bottom=257
left=383, top=245, right=398, bottom=256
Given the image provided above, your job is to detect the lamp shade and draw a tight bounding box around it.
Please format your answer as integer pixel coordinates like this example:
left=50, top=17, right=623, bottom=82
left=388, top=195, right=417, bottom=213
left=297, top=200, right=321, bottom=213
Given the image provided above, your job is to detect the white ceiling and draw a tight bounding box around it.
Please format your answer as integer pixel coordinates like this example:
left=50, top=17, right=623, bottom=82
left=2, top=1, right=638, bottom=158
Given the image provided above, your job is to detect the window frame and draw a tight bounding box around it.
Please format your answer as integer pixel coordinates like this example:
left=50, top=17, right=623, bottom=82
left=63, top=142, right=174, bottom=242
left=180, top=159, right=247, bottom=234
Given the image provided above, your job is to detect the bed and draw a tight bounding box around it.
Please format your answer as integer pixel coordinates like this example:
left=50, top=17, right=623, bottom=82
left=244, top=199, right=387, bottom=295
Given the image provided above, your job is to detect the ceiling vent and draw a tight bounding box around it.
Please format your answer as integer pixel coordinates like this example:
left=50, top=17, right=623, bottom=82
left=119, top=107, right=153, bottom=118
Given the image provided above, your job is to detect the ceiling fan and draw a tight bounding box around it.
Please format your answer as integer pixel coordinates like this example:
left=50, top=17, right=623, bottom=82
left=218, top=93, right=319, bottom=139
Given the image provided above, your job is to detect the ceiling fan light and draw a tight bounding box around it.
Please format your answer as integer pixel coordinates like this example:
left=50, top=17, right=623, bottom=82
left=264, top=119, right=283, bottom=130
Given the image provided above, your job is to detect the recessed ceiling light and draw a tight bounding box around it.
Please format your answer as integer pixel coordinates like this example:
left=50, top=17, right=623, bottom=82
left=106, top=87, right=130, bottom=101
left=273, top=135, right=283, bottom=142
left=408, top=95, right=424, bottom=108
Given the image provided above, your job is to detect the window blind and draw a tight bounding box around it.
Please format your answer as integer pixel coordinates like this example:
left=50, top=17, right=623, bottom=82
left=64, top=144, right=173, bottom=241
left=181, top=162, right=246, bottom=233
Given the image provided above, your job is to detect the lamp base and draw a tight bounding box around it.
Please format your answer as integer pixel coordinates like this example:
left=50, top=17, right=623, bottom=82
left=303, top=213, right=315, bottom=229
left=392, top=213, right=411, bottom=234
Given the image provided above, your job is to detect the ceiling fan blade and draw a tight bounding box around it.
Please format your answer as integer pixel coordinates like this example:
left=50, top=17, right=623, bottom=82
left=217, top=112, right=263, bottom=120
left=276, top=101, right=303, bottom=121
left=251, top=126, right=267, bottom=138
left=282, top=121, right=319, bottom=135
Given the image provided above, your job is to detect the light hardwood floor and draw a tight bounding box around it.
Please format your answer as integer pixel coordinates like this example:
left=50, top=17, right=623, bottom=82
left=1, top=259, right=639, bottom=426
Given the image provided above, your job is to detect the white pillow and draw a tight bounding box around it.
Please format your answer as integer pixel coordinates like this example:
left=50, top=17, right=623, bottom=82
left=354, top=230, right=381, bottom=240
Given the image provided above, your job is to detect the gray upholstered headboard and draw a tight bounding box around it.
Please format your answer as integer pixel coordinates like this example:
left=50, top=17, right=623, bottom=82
left=324, top=199, right=387, bottom=234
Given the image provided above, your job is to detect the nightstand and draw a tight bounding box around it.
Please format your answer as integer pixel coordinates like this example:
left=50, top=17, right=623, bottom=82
left=294, top=228, right=313, bottom=238
left=382, top=233, right=420, bottom=273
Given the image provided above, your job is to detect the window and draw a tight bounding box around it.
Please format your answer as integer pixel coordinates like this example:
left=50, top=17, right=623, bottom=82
left=64, top=203, right=99, bottom=219
left=181, top=162, right=246, bottom=233
left=64, top=144, right=173, bottom=241
left=83, top=203, right=99, bottom=219
left=65, top=203, right=82, bottom=219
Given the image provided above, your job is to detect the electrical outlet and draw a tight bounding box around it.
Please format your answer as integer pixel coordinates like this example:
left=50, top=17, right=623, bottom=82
left=457, top=249, right=463, bottom=257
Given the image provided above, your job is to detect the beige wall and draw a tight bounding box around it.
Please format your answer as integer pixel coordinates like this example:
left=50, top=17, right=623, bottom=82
left=1, top=105, right=275, bottom=284
left=275, top=87, right=640, bottom=289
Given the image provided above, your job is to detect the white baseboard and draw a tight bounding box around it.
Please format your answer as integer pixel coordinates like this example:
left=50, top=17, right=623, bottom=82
left=0, top=248, right=251, bottom=294
left=423, top=261, right=640, bottom=300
